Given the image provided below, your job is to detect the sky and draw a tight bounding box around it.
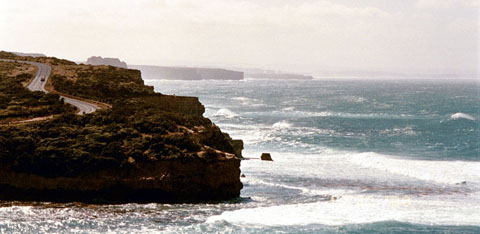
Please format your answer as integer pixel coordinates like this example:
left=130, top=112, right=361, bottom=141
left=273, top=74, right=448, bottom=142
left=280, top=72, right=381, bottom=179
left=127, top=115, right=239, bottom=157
left=1, top=0, right=478, bottom=76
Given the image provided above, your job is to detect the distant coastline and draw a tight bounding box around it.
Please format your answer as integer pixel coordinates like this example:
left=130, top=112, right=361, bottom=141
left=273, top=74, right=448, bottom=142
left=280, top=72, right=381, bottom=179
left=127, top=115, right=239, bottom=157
left=245, top=73, right=314, bottom=80
left=131, top=65, right=317, bottom=81
left=130, top=65, right=244, bottom=80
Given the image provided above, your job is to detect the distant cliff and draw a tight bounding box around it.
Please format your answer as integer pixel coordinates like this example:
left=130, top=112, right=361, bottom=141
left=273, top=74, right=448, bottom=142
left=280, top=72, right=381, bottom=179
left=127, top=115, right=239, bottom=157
left=86, top=56, right=128, bottom=68
left=12, top=52, right=46, bottom=57
left=130, top=65, right=244, bottom=80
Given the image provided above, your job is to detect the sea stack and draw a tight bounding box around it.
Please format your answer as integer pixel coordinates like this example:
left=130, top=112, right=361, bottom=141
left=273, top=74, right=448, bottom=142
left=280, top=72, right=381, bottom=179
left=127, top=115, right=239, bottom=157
left=261, top=153, right=273, bottom=161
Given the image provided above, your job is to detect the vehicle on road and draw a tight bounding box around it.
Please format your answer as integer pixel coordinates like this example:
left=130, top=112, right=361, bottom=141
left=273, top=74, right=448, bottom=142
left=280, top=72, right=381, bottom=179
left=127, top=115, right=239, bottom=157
left=40, top=77, right=45, bottom=82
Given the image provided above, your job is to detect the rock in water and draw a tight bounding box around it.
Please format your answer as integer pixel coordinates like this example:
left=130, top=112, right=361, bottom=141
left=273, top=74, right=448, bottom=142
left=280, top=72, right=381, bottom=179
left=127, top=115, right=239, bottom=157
left=261, top=153, right=273, bottom=161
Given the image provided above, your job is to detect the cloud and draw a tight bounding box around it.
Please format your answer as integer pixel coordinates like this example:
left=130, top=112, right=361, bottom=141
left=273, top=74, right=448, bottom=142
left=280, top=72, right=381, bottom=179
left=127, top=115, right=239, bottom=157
left=0, top=0, right=477, bottom=73
left=151, top=0, right=392, bottom=26
left=415, top=0, right=479, bottom=8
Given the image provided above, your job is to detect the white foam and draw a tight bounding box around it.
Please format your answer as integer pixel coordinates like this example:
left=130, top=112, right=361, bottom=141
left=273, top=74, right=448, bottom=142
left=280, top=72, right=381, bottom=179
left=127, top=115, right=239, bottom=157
left=451, top=112, right=475, bottom=120
left=241, top=150, right=480, bottom=188
left=343, top=96, right=368, bottom=103
left=271, top=110, right=413, bottom=119
left=379, top=126, right=416, bottom=136
left=272, top=121, right=293, bottom=129
left=345, top=152, right=480, bottom=185
left=244, top=177, right=356, bottom=197
left=230, top=96, right=267, bottom=107
left=231, top=97, right=250, bottom=102
left=230, top=150, right=480, bottom=227
left=207, top=193, right=480, bottom=226
left=213, top=108, right=239, bottom=118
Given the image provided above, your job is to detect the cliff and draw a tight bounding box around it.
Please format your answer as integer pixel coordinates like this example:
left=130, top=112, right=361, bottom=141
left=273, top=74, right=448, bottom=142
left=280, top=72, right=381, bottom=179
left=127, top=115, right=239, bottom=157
left=0, top=51, right=243, bottom=203
left=12, top=52, right=46, bottom=58
left=130, top=65, right=244, bottom=80
left=0, top=154, right=241, bottom=203
left=86, top=56, right=128, bottom=68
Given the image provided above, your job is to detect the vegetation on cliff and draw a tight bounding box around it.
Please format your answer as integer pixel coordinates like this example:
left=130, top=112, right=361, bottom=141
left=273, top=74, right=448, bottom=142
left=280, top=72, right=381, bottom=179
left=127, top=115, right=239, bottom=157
left=50, top=65, right=154, bottom=103
left=0, top=61, right=75, bottom=123
left=0, top=52, right=241, bottom=199
left=1, top=100, right=235, bottom=178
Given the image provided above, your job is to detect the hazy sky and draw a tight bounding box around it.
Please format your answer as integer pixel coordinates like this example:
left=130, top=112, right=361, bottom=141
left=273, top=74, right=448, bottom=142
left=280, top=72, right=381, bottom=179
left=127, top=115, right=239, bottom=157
left=1, top=0, right=478, bottom=74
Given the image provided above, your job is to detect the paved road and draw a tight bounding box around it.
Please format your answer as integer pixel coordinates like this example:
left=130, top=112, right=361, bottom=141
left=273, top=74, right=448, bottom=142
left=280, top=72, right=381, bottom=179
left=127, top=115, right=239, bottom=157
left=1, top=59, right=99, bottom=115
left=25, top=61, right=50, bottom=92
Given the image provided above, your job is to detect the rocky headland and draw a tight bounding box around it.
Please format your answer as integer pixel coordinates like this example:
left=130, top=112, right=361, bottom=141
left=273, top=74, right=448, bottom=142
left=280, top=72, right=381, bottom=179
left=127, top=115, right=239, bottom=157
left=0, top=51, right=243, bottom=203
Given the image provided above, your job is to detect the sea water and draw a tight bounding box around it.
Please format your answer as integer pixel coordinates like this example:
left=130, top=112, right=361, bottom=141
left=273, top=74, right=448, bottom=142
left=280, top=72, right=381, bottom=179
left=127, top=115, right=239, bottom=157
left=1, top=79, right=479, bottom=233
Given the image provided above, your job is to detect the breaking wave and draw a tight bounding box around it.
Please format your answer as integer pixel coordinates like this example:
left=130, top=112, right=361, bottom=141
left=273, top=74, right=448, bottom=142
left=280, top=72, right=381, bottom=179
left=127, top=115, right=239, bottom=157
left=213, top=108, right=239, bottom=118
left=451, top=113, right=475, bottom=121
left=272, top=121, right=293, bottom=129
left=207, top=193, right=480, bottom=226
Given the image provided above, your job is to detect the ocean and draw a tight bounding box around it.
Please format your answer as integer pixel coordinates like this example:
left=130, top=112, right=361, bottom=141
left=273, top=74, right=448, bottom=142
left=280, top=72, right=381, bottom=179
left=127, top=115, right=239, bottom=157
left=1, top=78, right=479, bottom=233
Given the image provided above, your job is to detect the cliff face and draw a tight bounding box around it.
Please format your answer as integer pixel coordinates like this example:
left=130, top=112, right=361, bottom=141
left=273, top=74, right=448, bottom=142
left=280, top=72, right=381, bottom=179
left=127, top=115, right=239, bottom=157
left=148, top=95, right=206, bottom=117
left=86, top=56, right=128, bottom=68
left=0, top=155, right=241, bottom=203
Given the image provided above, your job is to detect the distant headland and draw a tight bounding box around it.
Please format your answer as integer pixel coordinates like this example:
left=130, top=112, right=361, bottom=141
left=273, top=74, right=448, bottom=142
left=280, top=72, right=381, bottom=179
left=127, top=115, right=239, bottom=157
left=86, top=56, right=128, bottom=68
left=130, top=65, right=244, bottom=80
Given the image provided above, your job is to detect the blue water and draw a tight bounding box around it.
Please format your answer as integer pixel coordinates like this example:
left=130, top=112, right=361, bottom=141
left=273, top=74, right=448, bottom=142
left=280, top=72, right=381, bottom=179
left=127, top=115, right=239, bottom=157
left=165, top=79, right=479, bottom=161
left=1, top=79, right=479, bottom=233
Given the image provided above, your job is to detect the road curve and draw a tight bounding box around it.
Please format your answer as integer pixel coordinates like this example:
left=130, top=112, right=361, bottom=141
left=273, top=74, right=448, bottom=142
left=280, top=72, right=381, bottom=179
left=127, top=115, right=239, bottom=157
left=1, top=59, right=100, bottom=115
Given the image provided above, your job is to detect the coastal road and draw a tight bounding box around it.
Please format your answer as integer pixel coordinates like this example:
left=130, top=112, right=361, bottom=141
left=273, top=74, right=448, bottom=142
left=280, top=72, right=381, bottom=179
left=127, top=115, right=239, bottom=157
left=1, top=59, right=100, bottom=115
left=25, top=61, right=50, bottom=92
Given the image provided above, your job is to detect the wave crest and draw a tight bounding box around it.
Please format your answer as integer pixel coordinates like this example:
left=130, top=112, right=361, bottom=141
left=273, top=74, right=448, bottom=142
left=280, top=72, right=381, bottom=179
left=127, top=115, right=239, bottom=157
left=272, top=121, right=293, bottom=129
left=213, top=108, right=239, bottom=118
left=451, top=113, right=475, bottom=120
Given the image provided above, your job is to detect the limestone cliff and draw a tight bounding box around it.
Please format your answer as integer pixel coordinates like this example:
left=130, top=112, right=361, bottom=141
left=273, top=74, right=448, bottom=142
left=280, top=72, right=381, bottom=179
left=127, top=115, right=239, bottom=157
left=0, top=155, right=241, bottom=203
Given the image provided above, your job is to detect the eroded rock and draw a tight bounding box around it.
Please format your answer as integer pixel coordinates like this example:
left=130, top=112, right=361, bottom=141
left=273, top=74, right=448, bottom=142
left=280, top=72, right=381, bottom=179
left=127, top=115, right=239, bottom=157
left=261, top=153, right=273, bottom=161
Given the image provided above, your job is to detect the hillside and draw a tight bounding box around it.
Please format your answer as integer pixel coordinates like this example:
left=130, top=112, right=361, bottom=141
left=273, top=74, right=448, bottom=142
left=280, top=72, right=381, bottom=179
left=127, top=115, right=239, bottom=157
left=0, top=51, right=243, bottom=203
left=0, top=60, right=75, bottom=123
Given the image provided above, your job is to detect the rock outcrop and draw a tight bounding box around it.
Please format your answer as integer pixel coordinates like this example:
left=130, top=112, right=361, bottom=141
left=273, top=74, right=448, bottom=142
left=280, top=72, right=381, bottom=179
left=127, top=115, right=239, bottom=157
left=86, top=56, right=128, bottom=68
left=261, top=153, right=273, bottom=161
